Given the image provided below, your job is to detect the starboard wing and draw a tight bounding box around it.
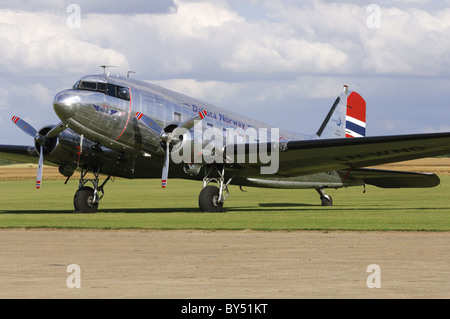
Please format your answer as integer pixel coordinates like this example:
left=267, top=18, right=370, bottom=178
left=223, top=132, right=450, bottom=177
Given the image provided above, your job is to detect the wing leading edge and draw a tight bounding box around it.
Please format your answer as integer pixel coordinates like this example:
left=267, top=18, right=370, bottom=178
left=281, top=132, right=450, bottom=176
left=224, top=132, right=450, bottom=177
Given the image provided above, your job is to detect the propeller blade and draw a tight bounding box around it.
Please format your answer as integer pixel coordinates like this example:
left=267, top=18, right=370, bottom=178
left=135, top=110, right=208, bottom=189
left=46, top=122, right=68, bottom=138
left=171, top=110, right=208, bottom=144
left=173, top=110, right=207, bottom=133
left=135, top=112, right=164, bottom=136
left=12, top=116, right=38, bottom=137
left=161, top=141, right=170, bottom=188
left=36, top=145, right=44, bottom=189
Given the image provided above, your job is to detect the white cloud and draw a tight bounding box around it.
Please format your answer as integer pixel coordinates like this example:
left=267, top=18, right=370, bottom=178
left=2, top=0, right=450, bottom=144
left=10, top=83, right=53, bottom=107
left=3, top=1, right=450, bottom=79
left=264, top=1, right=450, bottom=76
left=150, top=78, right=243, bottom=105
left=254, top=76, right=357, bottom=102
left=0, top=10, right=129, bottom=75
left=358, top=6, right=450, bottom=75
left=221, top=29, right=349, bottom=74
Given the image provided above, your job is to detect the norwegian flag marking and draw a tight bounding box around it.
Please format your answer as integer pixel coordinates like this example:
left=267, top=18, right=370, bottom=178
left=199, top=110, right=207, bottom=119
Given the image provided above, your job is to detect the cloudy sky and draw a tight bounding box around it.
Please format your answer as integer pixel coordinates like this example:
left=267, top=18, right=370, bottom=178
left=1, top=0, right=450, bottom=145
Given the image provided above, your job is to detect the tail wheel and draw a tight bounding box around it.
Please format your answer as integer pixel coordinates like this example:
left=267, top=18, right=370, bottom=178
left=74, top=186, right=99, bottom=213
left=199, top=185, right=224, bottom=213
left=321, top=195, right=333, bottom=207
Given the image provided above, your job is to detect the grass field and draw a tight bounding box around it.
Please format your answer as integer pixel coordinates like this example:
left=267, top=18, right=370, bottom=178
left=0, top=168, right=449, bottom=231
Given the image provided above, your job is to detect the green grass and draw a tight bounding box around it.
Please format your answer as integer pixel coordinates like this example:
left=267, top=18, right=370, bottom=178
left=0, top=176, right=449, bottom=231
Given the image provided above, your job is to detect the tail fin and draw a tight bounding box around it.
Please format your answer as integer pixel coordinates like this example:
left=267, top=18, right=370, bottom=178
left=316, top=85, right=366, bottom=139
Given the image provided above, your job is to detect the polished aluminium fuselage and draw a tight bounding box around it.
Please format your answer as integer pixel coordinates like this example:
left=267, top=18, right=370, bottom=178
left=53, top=74, right=357, bottom=189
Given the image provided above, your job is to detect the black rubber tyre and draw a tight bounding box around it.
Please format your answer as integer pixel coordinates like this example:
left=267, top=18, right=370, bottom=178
left=74, top=186, right=99, bottom=213
left=198, top=185, right=224, bottom=213
left=321, top=196, right=333, bottom=207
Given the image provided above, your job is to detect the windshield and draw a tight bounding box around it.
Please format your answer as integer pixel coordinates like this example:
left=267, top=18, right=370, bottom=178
left=73, top=81, right=130, bottom=101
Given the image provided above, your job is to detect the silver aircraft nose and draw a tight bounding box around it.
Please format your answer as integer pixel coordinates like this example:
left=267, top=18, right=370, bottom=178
left=53, top=90, right=80, bottom=121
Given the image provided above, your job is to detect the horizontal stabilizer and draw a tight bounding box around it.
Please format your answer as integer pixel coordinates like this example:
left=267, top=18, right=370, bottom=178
left=343, top=168, right=440, bottom=188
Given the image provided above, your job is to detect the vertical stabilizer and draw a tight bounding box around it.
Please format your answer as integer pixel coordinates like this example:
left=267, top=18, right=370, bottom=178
left=316, top=85, right=366, bottom=139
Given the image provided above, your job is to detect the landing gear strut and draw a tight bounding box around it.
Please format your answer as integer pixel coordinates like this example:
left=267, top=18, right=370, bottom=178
left=316, top=188, right=333, bottom=206
left=73, top=166, right=111, bottom=213
left=198, top=166, right=235, bottom=213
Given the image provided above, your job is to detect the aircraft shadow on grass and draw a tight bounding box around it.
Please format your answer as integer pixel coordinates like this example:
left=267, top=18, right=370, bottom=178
left=0, top=207, right=199, bottom=214
left=1, top=204, right=448, bottom=214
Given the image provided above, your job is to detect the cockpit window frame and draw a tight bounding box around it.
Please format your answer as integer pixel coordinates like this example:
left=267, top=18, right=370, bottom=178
left=73, top=80, right=130, bottom=101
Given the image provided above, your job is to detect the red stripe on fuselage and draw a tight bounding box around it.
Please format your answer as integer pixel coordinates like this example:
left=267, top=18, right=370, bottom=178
left=116, top=87, right=132, bottom=141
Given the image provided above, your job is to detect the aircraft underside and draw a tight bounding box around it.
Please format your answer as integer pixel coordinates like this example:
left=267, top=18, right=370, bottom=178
left=68, top=155, right=359, bottom=213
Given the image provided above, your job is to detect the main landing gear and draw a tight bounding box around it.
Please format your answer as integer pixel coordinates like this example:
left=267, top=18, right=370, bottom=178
left=198, top=166, right=235, bottom=213
left=316, top=188, right=333, bottom=206
left=73, top=166, right=111, bottom=213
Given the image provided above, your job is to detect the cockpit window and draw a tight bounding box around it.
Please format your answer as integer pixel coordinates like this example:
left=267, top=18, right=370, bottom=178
left=97, top=82, right=107, bottom=93
left=81, top=81, right=97, bottom=90
left=73, top=80, right=130, bottom=101
left=73, top=81, right=99, bottom=91
left=117, top=87, right=130, bottom=100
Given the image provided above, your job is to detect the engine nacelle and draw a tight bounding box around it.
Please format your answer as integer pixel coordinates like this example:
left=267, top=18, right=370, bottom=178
left=58, top=164, right=76, bottom=177
left=183, top=163, right=203, bottom=176
left=35, top=125, right=94, bottom=176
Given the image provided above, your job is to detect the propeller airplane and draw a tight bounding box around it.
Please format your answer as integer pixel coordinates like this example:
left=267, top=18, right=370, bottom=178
left=2, top=70, right=450, bottom=213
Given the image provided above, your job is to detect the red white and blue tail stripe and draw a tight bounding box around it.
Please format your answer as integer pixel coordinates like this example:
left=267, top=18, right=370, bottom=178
left=345, top=91, right=366, bottom=138
left=316, top=86, right=367, bottom=139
